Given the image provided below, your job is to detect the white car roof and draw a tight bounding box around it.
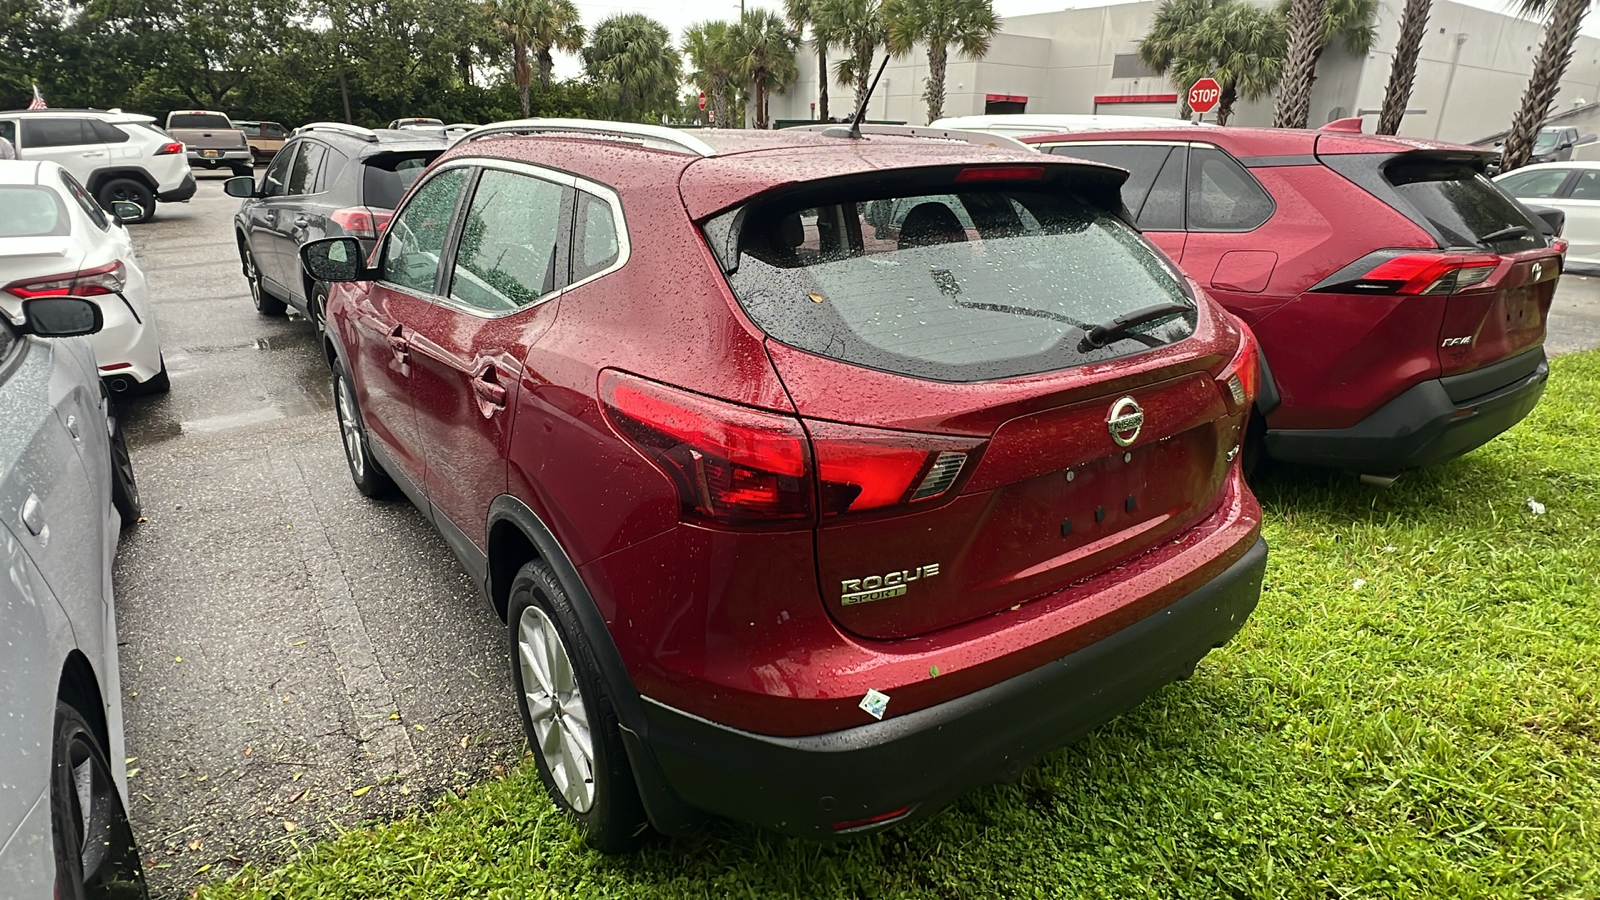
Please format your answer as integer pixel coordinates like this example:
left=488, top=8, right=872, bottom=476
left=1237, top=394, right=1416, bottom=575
left=929, top=114, right=1207, bottom=136
left=1495, top=160, right=1600, bottom=175
left=4, top=108, right=156, bottom=125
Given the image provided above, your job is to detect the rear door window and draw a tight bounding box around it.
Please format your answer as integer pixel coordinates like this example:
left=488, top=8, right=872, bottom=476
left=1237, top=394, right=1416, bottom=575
left=21, top=118, right=94, bottom=149
left=380, top=167, right=469, bottom=294
left=715, top=183, right=1195, bottom=382
left=1186, top=146, right=1273, bottom=231
left=447, top=168, right=568, bottom=312
left=1386, top=160, right=1544, bottom=252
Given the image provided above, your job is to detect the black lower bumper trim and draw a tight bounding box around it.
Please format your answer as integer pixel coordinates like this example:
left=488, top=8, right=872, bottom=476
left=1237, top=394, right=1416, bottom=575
left=156, top=173, right=197, bottom=203
left=632, top=537, right=1268, bottom=838
left=1265, top=348, right=1548, bottom=473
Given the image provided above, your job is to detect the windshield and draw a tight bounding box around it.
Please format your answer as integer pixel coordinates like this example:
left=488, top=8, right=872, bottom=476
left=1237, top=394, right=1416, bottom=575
left=713, top=185, right=1196, bottom=382
left=0, top=186, right=69, bottom=237
left=1533, top=131, right=1561, bottom=151
left=169, top=114, right=232, bottom=130
left=1387, top=161, right=1545, bottom=253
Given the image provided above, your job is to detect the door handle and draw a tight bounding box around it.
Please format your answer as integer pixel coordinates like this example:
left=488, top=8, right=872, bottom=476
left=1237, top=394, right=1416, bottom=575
left=20, top=493, right=45, bottom=537
left=386, top=329, right=410, bottom=355
left=473, top=368, right=507, bottom=408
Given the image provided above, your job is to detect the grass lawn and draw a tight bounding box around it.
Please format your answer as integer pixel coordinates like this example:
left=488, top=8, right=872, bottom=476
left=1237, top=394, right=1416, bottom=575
left=197, top=352, right=1600, bottom=899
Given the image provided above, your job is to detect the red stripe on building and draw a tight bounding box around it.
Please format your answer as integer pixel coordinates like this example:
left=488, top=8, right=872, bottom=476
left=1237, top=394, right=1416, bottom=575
left=1093, top=93, right=1179, bottom=104
left=985, top=94, right=1028, bottom=103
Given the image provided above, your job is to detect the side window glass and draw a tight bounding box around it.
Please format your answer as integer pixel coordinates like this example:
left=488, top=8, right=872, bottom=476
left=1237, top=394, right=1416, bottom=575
left=265, top=124, right=286, bottom=138
left=381, top=167, right=469, bottom=294
left=318, top=149, right=349, bottom=193
left=1049, top=144, right=1172, bottom=219
left=0, top=120, right=15, bottom=145
left=572, top=191, right=621, bottom=282
left=59, top=171, right=108, bottom=230
left=90, top=120, right=129, bottom=143
left=261, top=144, right=298, bottom=198
left=1139, top=145, right=1187, bottom=231
left=1187, top=146, right=1273, bottom=232
left=287, top=142, right=325, bottom=195
left=449, top=169, right=567, bottom=312
left=1498, top=169, right=1569, bottom=199
left=1568, top=171, right=1600, bottom=201
left=21, top=118, right=93, bottom=149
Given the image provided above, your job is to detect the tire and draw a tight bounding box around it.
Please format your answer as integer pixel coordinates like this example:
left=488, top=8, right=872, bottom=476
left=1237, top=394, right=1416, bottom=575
left=331, top=359, right=395, bottom=498
left=309, top=282, right=329, bottom=336
left=107, top=397, right=142, bottom=528
left=509, top=560, right=647, bottom=853
left=95, top=179, right=154, bottom=225
left=51, top=702, right=149, bottom=900
left=231, top=163, right=253, bottom=178
left=241, top=245, right=287, bottom=316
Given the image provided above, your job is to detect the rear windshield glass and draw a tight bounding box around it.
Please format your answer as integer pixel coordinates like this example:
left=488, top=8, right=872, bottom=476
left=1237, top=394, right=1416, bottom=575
left=1386, top=161, right=1544, bottom=253
left=169, top=114, right=232, bottom=130
left=0, top=186, right=69, bottom=237
left=362, top=152, right=442, bottom=209
left=715, top=186, right=1196, bottom=382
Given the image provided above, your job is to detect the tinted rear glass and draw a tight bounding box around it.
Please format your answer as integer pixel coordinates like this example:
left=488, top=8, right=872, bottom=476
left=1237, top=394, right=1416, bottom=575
left=169, top=114, right=232, bottom=130
left=716, top=186, right=1196, bottom=382
left=0, top=186, right=69, bottom=237
left=362, top=152, right=442, bottom=209
left=1386, top=161, right=1543, bottom=252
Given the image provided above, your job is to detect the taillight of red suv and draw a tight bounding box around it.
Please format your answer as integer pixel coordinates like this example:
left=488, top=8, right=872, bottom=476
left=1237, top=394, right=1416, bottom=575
left=599, top=371, right=982, bottom=528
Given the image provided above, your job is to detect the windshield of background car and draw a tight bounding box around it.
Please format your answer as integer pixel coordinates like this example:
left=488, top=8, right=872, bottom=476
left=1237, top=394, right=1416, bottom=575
left=168, top=114, right=233, bottom=130
left=714, top=184, right=1196, bottom=382
left=0, top=186, right=69, bottom=237
left=1533, top=131, right=1560, bottom=151
left=1386, top=161, right=1545, bottom=253
left=363, top=152, right=442, bottom=209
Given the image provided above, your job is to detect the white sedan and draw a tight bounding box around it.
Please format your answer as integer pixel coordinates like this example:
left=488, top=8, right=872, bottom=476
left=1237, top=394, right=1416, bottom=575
left=0, top=159, right=167, bottom=394
left=1495, top=160, right=1600, bottom=276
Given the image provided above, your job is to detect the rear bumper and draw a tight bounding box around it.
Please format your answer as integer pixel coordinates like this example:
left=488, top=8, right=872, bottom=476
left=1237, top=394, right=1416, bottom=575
left=156, top=172, right=196, bottom=203
left=630, top=537, right=1267, bottom=838
left=188, top=151, right=251, bottom=168
left=1265, top=347, right=1548, bottom=472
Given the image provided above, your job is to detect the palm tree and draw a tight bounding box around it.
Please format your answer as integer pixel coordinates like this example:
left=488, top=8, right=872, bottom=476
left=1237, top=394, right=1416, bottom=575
left=492, top=0, right=584, bottom=116
left=814, top=0, right=887, bottom=116
left=884, top=0, right=1000, bottom=123
left=1139, top=0, right=1284, bottom=125
left=684, top=20, right=737, bottom=127
left=1375, top=0, right=1430, bottom=134
left=784, top=0, right=829, bottom=120
left=1273, top=0, right=1375, bottom=128
left=727, top=10, right=800, bottom=129
left=584, top=13, right=682, bottom=122
left=1500, top=0, right=1592, bottom=171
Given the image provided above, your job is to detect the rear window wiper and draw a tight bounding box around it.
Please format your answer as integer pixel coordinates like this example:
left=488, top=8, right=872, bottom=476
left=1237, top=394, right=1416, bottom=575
left=1478, top=224, right=1531, bottom=245
left=1080, top=303, right=1192, bottom=350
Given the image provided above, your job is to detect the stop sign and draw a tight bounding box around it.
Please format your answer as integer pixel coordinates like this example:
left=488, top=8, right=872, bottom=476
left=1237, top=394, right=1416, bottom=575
left=1188, top=77, right=1222, bottom=114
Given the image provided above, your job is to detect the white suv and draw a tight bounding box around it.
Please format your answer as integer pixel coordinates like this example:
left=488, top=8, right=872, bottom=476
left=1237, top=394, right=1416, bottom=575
left=0, top=109, right=196, bottom=224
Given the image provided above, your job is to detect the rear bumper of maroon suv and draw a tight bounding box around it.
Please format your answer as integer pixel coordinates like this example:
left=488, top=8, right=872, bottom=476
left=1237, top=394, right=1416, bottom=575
left=628, top=536, right=1267, bottom=838
left=1265, top=347, right=1548, bottom=473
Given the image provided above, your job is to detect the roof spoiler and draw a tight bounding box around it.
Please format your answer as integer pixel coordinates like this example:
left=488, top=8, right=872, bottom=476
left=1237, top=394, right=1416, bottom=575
left=782, top=123, right=1034, bottom=153
left=1322, top=117, right=1365, bottom=133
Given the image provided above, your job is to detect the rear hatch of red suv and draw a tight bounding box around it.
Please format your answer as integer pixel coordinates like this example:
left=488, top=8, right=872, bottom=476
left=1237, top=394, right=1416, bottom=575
left=701, top=162, right=1255, bottom=639
left=1315, top=141, right=1561, bottom=383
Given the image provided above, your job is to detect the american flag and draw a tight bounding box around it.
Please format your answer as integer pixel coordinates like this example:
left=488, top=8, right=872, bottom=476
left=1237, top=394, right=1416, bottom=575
left=27, top=85, right=47, bottom=110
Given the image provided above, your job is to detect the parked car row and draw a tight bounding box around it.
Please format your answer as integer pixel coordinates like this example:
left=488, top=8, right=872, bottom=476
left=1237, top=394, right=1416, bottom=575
left=0, top=108, right=196, bottom=224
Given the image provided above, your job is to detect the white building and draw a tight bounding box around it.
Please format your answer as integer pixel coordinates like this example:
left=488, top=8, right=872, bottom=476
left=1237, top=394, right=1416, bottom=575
left=769, top=0, right=1600, bottom=143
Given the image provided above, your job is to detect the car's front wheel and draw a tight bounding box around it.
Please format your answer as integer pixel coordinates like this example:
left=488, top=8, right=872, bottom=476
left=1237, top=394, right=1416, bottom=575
left=509, top=561, right=647, bottom=853
left=51, top=701, right=148, bottom=900
left=241, top=245, right=286, bottom=316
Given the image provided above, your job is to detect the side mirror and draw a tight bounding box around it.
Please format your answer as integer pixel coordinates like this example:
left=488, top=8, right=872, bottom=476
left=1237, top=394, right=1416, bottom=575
left=110, top=201, right=144, bottom=224
left=301, top=237, right=369, bottom=282
left=223, top=176, right=258, bottom=198
left=20, top=297, right=103, bottom=337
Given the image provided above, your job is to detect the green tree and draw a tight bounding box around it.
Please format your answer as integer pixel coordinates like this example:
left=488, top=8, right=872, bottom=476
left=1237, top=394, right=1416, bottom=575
left=814, top=0, right=886, bottom=116
left=1273, top=0, right=1375, bottom=128
left=583, top=13, right=682, bottom=122
left=1375, top=0, right=1430, bottom=134
left=1140, top=0, right=1284, bottom=125
left=784, top=0, right=829, bottom=119
left=684, top=20, right=738, bottom=127
left=884, top=0, right=998, bottom=123
left=493, top=0, right=584, bottom=117
left=1500, top=0, right=1592, bottom=170
left=728, top=9, right=799, bottom=129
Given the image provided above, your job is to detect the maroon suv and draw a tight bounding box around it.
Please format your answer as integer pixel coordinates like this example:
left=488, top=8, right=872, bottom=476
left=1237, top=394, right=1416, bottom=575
left=1023, top=126, right=1562, bottom=476
left=300, top=120, right=1268, bottom=848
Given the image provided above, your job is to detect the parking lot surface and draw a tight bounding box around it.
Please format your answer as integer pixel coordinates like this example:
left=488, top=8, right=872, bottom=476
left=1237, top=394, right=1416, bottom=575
left=113, top=178, right=1600, bottom=897
left=116, top=179, right=522, bottom=897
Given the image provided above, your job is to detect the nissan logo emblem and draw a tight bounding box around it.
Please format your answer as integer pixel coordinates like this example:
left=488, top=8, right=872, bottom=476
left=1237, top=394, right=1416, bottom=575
left=1108, top=397, right=1144, bottom=447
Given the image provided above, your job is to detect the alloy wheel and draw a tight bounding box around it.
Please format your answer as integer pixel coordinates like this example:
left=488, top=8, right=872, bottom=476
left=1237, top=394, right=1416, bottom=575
left=335, top=372, right=364, bottom=480
left=517, top=604, right=596, bottom=812
left=243, top=250, right=262, bottom=309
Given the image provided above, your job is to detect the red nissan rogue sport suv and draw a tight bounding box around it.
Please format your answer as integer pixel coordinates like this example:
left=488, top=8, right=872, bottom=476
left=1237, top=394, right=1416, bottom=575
left=299, top=120, right=1268, bottom=849
left=1020, top=126, right=1562, bottom=476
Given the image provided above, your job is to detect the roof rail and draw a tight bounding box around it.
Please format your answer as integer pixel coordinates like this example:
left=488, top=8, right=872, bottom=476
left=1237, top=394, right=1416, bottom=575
left=459, top=118, right=718, bottom=156
left=783, top=122, right=1034, bottom=153
left=295, top=121, right=379, bottom=143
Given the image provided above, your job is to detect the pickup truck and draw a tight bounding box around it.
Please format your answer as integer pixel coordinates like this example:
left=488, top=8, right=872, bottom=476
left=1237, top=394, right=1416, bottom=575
left=165, top=110, right=252, bottom=176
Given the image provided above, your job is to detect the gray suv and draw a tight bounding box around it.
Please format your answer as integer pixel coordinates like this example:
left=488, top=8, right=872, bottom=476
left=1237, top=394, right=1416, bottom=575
left=0, top=298, right=145, bottom=896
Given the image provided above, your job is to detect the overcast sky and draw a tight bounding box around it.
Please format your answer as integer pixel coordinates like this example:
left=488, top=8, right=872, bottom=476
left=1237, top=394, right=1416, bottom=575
left=549, top=0, right=1600, bottom=80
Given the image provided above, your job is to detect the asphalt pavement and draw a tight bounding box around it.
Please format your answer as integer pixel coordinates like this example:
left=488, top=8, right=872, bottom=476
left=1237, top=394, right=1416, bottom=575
left=115, top=177, right=522, bottom=898
left=111, top=177, right=1600, bottom=898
